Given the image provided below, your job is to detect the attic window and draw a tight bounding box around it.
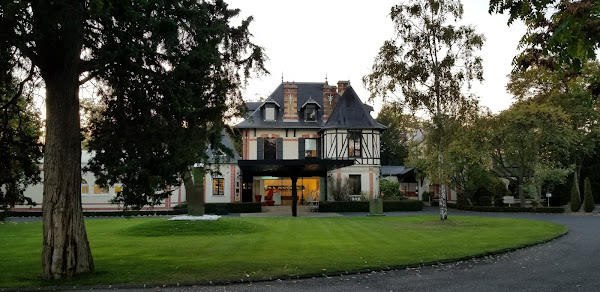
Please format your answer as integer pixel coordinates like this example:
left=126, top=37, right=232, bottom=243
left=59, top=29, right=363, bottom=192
left=265, top=104, right=276, bottom=121
left=305, top=104, right=317, bottom=122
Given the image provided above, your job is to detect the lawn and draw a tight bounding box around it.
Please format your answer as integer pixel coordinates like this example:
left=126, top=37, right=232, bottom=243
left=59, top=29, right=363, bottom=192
left=0, top=216, right=567, bottom=288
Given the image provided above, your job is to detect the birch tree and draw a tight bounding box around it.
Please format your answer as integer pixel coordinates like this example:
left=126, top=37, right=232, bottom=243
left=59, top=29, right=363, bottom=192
left=364, top=0, right=484, bottom=220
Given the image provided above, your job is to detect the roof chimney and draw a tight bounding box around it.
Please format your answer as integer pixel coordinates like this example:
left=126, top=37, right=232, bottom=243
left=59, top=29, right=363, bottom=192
left=322, top=83, right=338, bottom=121
left=337, top=80, right=349, bottom=95
left=283, top=81, right=298, bottom=122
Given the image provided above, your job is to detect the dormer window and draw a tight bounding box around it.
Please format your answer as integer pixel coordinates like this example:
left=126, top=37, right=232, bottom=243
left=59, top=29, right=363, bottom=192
left=305, top=104, right=317, bottom=122
left=265, top=104, right=276, bottom=121
left=300, top=98, right=320, bottom=122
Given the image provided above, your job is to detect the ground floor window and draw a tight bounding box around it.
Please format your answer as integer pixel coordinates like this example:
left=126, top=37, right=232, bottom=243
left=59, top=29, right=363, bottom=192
left=213, top=178, right=225, bottom=195
left=81, top=179, right=89, bottom=194
left=257, top=177, right=321, bottom=205
left=93, top=185, right=109, bottom=194
left=349, top=175, right=361, bottom=195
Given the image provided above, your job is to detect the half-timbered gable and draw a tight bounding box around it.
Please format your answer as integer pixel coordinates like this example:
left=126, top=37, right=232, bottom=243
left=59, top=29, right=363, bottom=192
left=321, top=86, right=385, bottom=165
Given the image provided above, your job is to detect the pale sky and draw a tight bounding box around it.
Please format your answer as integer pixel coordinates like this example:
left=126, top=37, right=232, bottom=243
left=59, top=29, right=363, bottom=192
left=226, top=0, right=527, bottom=115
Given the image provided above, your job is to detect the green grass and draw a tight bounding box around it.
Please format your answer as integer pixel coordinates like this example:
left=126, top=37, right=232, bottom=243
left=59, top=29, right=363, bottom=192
left=0, top=216, right=567, bottom=288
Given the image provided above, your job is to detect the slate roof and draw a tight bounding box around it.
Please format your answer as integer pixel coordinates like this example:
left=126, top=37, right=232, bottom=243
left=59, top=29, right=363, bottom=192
left=322, top=86, right=386, bottom=130
left=235, top=82, right=385, bottom=131
left=380, top=166, right=413, bottom=176
left=206, top=130, right=240, bottom=164
left=235, top=82, right=329, bottom=129
left=245, top=102, right=262, bottom=112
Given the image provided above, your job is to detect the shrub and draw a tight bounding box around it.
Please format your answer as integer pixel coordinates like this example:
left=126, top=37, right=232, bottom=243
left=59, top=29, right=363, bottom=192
left=328, top=177, right=351, bottom=201
left=205, top=203, right=261, bottom=214
left=319, top=201, right=368, bottom=212
left=547, top=173, right=573, bottom=206
left=214, top=206, right=229, bottom=215
left=421, top=191, right=433, bottom=202
left=478, top=196, right=492, bottom=206
left=380, top=180, right=403, bottom=199
left=318, top=200, right=423, bottom=212
left=570, top=178, right=581, bottom=212
left=583, top=177, right=595, bottom=212
left=457, top=205, right=565, bottom=213
left=493, top=196, right=504, bottom=207
left=383, top=200, right=423, bottom=211
left=173, top=202, right=188, bottom=210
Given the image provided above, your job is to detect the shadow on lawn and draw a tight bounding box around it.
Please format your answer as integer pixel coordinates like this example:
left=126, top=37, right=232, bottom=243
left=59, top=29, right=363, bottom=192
left=121, top=219, right=264, bottom=237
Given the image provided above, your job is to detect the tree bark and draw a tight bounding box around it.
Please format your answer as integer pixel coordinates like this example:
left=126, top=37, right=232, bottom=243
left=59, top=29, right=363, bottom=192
left=184, top=169, right=204, bottom=216
left=42, top=68, right=94, bottom=279
left=518, top=174, right=526, bottom=207
left=34, top=0, right=94, bottom=279
left=439, top=183, right=448, bottom=220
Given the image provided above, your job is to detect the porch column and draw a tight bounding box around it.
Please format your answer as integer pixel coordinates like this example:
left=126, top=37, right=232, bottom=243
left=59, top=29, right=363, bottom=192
left=291, top=175, right=298, bottom=217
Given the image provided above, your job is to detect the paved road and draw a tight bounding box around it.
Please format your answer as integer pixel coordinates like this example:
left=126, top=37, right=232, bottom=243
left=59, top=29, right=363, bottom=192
left=78, top=208, right=600, bottom=292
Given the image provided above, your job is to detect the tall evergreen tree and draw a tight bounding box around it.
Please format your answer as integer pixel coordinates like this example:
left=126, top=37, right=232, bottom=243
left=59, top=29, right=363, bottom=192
left=376, top=103, right=411, bottom=166
left=0, top=46, right=43, bottom=216
left=583, top=177, right=595, bottom=212
left=364, top=0, right=484, bottom=220
left=1, top=0, right=265, bottom=279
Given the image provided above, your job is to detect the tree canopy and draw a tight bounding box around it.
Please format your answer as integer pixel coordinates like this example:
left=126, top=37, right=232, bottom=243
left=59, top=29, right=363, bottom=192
left=85, top=0, right=266, bottom=209
left=489, top=0, right=600, bottom=72
left=488, top=101, right=574, bottom=206
left=0, top=46, right=43, bottom=215
left=364, top=0, right=484, bottom=219
left=376, top=103, right=411, bottom=166
left=1, top=0, right=265, bottom=279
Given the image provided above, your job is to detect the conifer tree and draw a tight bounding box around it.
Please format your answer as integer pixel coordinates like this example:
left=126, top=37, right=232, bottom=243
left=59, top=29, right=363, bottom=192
left=583, top=177, right=595, bottom=212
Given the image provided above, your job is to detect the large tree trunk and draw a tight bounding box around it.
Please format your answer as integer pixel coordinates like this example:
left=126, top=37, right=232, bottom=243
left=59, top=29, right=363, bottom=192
left=439, top=183, right=448, bottom=220
left=518, top=174, right=526, bottom=207
left=184, top=169, right=204, bottom=216
left=437, top=150, right=448, bottom=220
left=34, top=0, right=94, bottom=279
left=291, top=176, right=298, bottom=217
left=42, top=69, right=94, bottom=279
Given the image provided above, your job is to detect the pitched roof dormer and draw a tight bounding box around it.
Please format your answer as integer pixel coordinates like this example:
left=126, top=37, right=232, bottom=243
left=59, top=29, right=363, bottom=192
left=300, top=97, right=320, bottom=122
left=260, top=98, right=280, bottom=122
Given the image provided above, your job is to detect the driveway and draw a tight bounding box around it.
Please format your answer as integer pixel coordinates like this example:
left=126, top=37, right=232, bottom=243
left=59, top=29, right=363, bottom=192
left=81, top=208, right=600, bottom=292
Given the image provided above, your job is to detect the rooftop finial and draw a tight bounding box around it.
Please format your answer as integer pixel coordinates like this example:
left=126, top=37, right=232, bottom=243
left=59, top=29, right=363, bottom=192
left=325, top=73, right=328, bottom=84
left=281, top=72, right=284, bottom=83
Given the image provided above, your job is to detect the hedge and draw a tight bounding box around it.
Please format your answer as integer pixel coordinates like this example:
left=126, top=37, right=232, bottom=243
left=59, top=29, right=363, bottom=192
left=318, top=200, right=423, bottom=212
left=4, top=209, right=188, bottom=218
left=5, top=202, right=262, bottom=218
left=204, top=202, right=261, bottom=214
left=456, top=205, right=565, bottom=213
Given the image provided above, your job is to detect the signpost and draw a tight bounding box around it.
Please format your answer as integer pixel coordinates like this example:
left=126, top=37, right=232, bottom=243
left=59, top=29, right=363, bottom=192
left=503, top=196, right=515, bottom=207
left=546, top=193, right=552, bottom=207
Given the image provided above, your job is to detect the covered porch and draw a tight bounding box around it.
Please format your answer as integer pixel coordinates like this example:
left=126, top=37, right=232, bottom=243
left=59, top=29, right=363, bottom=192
left=238, top=158, right=354, bottom=216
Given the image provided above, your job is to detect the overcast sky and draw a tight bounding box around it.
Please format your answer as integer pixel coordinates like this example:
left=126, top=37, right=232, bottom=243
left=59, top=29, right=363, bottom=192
left=226, top=0, right=527, bottom=116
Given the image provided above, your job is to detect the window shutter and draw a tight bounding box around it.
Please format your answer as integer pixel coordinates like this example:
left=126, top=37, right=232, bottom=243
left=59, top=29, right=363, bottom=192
left=317, top=138, right=321, bottom=159
left=257, top=137, right=263, bottom=160
left=298, top=138, right=305, bottom=160
left=276, top=138, right=283, bottom=159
